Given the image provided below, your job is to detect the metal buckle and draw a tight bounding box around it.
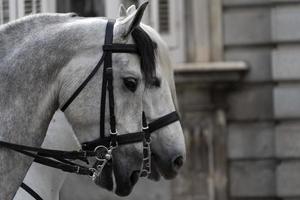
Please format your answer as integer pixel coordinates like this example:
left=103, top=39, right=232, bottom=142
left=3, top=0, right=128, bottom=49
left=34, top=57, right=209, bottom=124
left=109, top=142, right=118, bottom=149
left=144, top=137, right=152, bottom=144
left=109, top=129, right=118, bottom=148
left=142, top=125, right=149, bottom=131
left=142, top=125, right=151, bottom=144
left=76, top=166, right=80, bottom=174
left=140, top=169, right=149, bottom=177
left=89, top=168, right=97, bottom=181
left=94, top=145, right=110, bottom=161
left=140, top=140, right=152, bottom=178
left=110, top=129, right=118, bottom=135
left=90, top=159, right=109, bottom=181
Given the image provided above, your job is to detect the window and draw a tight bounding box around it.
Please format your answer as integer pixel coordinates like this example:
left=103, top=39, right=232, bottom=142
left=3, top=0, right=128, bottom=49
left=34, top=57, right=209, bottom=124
left=17, top=0, right=55, bottom=18
left=0, top=0, right=55, bottom=25
left=147, top=0, right=185, bottom=62
left=36, top=0, right=41, bottom=13
left=25, top=0, right=33, bottom=15
left=24, top=0, right=41, bottom=15
left=158, top=0, right=169, bottom=34
left=0, top=0, right=10, bottom=24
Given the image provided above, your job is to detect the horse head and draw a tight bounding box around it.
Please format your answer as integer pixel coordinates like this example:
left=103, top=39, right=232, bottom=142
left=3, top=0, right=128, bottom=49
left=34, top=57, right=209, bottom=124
left=59, top=2, right=186, bottom=196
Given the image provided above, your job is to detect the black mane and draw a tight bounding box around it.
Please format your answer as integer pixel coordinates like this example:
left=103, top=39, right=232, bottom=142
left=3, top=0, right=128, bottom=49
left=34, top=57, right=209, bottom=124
left=131, top=26, right=157, bottom=86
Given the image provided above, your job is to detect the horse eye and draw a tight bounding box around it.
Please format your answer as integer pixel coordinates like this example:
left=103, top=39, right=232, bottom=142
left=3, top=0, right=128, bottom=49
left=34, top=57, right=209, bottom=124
left=123, top=77, right=138, bottom=92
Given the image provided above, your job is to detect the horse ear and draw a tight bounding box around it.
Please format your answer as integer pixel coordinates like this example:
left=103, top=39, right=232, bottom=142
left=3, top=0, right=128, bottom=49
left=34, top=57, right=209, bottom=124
left=119, top=2, right=149, bottom=38
left=119, top=4, right=127, bottom=17
left=126, top=5, right=136, bottom=15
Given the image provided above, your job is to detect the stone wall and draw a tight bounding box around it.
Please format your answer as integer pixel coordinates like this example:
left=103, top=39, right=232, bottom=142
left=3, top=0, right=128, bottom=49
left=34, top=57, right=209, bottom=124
left=273, top=2, right=300, bottom=199
left=223, top=0, right=300, bottom=199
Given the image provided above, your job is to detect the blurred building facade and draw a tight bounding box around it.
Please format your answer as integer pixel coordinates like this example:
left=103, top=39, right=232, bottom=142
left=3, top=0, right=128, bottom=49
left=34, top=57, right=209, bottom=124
left=2, top=0, right=300, bottom=200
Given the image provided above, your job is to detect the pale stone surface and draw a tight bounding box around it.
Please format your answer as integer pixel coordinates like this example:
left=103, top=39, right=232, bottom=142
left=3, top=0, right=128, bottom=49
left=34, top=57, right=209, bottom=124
left=224, top=7, right=271, bottom=45
left=175, top=62, right=247, bottom=72
left=227, top=85, right=273, bottom=120
left=230, top=161, right=276, bottom=197
left=177, top=86, right=212, bottom=112
left=228, top=122, right=274, bottom=159
left=276, top=161, right=300, bottom=196
left=272, top=45, right=300, bottom=80
left=274, top=84, right=300, bottom=119
left=225, top=47, right=272, bottom=81
left=272, top=4, right=300, bottom=42
left=275, top=122, right=300, bottom=158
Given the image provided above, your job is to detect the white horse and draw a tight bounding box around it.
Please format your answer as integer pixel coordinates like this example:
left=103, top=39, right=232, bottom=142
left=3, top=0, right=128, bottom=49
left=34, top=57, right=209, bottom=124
left=0, top=2, right=185, bottom=199
left=15, top=5, right=182, bottom=198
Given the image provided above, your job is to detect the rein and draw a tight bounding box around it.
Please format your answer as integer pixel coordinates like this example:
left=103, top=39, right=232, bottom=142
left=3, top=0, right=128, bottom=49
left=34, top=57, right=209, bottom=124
left=0, top=20, right=179, bottom=200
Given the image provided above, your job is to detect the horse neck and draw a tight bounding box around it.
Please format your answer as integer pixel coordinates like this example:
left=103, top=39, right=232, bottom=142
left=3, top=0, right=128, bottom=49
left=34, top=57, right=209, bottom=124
left=0, top=16, right=72, bottom=145
left=0, top=14, right=103, bottom=199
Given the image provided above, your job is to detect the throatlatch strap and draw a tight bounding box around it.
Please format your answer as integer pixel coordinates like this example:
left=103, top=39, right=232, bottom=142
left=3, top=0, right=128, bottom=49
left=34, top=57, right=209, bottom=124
left=21, top=183, right=43, bottom=200
left=60, top=21, right=115, bottom=112
left=60, top=53, right=106, bottom=112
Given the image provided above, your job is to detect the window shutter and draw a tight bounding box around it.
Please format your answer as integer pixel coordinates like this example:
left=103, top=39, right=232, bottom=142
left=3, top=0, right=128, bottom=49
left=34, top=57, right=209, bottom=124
left=18, top=0, right=54, bottom=18
left=24, top=0, right=33, bottom=15
left=0, top=0, right=54, bottom=24
left=24, top=0, right=41, bottom=15
left=0, top=0, right=10, bottom=24
left=147, top=0, right=185, bottom=62
left=148, top=0, right=178, bottom=46
left=158, top=0, right=169, bottom=34
left=36, top=0, right=41, bottom=13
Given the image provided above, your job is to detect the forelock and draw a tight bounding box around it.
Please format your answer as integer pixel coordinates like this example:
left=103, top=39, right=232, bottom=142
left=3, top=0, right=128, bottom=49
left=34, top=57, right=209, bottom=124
left=131, top=26, right=157, bottom=86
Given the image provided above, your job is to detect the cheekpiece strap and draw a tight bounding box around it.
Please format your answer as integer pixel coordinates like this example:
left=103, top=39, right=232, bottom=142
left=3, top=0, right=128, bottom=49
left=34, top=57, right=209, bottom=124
left=100, top=20, right=115, bottom=139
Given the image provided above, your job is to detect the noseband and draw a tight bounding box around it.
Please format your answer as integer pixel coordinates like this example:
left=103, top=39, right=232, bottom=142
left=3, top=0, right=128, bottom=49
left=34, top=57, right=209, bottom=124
left=0, top=20, right=179, bottom=199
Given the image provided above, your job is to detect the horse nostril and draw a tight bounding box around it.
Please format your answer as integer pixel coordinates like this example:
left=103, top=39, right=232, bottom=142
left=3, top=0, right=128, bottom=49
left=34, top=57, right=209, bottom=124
left=172, top=156, right=184, bottom=171
left=130, top=170, right=140, bottom=186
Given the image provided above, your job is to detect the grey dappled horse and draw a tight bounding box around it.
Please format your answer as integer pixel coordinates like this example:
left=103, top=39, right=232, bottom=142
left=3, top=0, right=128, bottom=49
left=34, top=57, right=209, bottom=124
left=0, top=3, right=186, bottom=199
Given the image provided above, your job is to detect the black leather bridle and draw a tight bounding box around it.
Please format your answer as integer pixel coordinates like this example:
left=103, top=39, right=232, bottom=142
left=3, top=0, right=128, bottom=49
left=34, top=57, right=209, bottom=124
left=0, top=20, right=179, bottom=200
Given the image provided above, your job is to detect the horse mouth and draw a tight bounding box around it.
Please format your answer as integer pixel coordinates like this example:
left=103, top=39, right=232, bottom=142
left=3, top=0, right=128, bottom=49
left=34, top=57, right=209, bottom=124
left=93, top=161, right=140, bottom=196
left=94, top=154, right=168, bottom=195
left=93, top=163, right=114, bottom=191
left=94, top=172, right=135, bottom=196
left=114, top=170, right=139, bottom=196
